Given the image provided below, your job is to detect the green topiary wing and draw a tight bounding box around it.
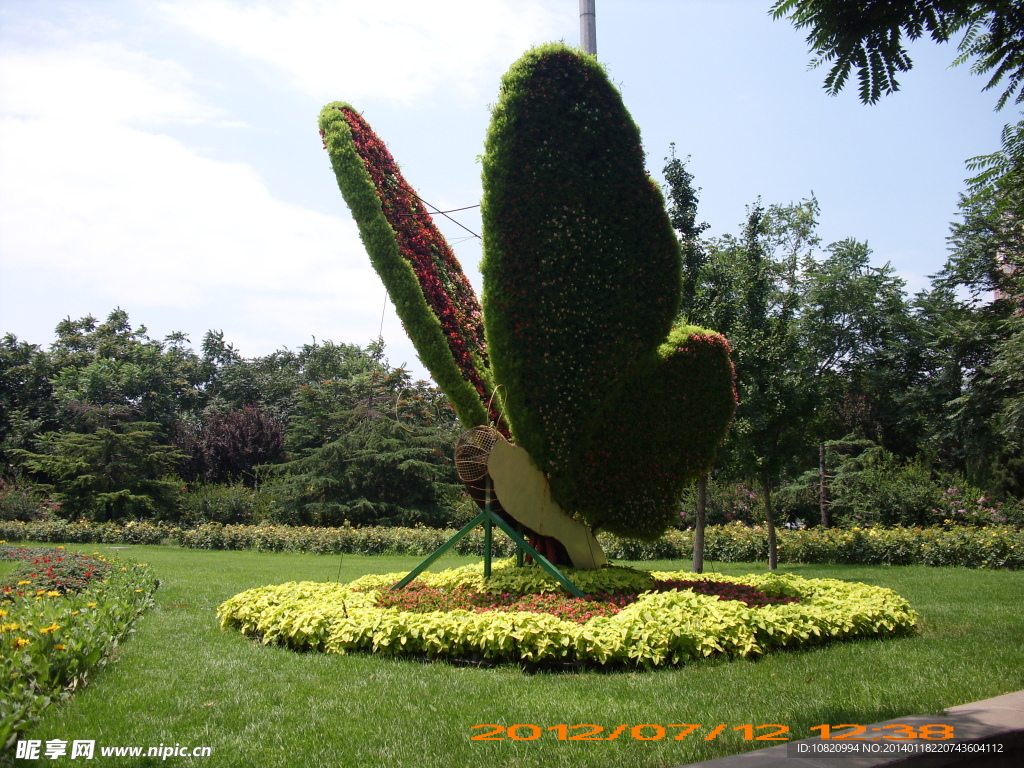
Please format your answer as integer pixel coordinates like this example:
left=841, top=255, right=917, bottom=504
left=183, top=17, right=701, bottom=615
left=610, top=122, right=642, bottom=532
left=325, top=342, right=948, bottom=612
left=572, top=328, right=737, bottom=539
left=318, top=103, right=501, bottom=430
left=481, top=43, right=680, bottom=485
left=481, top=44, right=736, bottom=539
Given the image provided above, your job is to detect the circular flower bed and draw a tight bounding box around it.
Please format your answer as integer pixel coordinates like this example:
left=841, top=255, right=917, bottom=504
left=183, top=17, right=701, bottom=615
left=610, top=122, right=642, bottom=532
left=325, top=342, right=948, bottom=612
left=217, top=561, right=918, bottom=667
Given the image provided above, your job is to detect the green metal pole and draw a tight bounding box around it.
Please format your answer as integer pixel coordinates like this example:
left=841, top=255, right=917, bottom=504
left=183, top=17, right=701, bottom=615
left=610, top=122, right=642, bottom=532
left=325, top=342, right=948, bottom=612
left=391, top=510, right=486, bottom=590
left=484, top=478, right=493, bottom=579
left=485, top=513, right=585, bottom=598
left=391, top=478, right=586, bottom=598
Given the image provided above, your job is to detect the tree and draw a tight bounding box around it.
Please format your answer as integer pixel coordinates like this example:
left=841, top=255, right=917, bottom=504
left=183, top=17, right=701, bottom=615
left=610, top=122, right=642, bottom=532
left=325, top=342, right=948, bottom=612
left=0, top=335, right=58, bottom=470
left=5, top=303, right=481, bottom=524
left=690, top=197, right=916, bottom=560
left=271, top=415, right=460, bottom=528
left=174, top=405, right=286, bottom=486
left=271, top=365, right=461, bottom=527
left=664, top=146, right=713, bottom=570
left=988, top=313, right=1024, bottom=483
left=773, top=242, right=918, bottom=525
left=664, top=144, right=710, bottom=321
left=4, top=311, right=213, bottom=506
left=916, top=188, right=1024, bottom=494
left=967, top=119, right=1024, bottom=213
left=723, top=204, right=817, bottom=568
left=201, top=336, right=395, bottom=424
left=771, top=0, right=1024, bottom=108
left=800, top=239, right=907, bottom=375
left=204, top=348, right=301, bottom=421
left=285, top=362, right=454, bottom=455
left=772, top=1, right=1024, bottom=211
left=47, top=309, right=208, bottom=427
left=798, top=237, right=916, bottom=453
left=15, top=406, right=183, bottom=522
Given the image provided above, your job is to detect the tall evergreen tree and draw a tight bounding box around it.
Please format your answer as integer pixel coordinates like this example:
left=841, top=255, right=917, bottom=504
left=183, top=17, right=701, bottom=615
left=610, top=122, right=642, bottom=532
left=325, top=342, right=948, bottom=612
left=15, top=406, right=183, bottom=522
left=271, top=366, right=460, bottom=527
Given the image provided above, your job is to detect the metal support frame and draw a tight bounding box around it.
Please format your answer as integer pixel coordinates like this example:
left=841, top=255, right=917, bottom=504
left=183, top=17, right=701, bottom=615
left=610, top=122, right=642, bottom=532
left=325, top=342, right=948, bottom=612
left=391, top=478, right=585, bottom=597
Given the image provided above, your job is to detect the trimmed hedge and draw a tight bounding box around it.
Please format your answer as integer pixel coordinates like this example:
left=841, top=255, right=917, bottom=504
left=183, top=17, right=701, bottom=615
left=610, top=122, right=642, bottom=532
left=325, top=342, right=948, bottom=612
left=2, top=520, right=1020, bottom=569
left=218, top=562, right=918, bottom=667
left=0, top=520, right=174, bottom=546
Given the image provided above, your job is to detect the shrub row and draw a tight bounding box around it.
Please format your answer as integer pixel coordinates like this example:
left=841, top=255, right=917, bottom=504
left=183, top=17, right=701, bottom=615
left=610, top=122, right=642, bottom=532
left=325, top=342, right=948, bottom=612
left=0, top=546, right=158, bottom=751
left=0, top=520, right=174, bottom=546
left=218, top=563, right=918, bottom=667
left=1, top=520, right=1020, bottom=569
left=605, top=524, right=1024, bottom=569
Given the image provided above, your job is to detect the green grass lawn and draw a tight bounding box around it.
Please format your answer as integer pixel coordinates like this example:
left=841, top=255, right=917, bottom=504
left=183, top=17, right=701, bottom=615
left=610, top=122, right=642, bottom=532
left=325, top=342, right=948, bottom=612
left=12, top=545, right=1024, bottom=768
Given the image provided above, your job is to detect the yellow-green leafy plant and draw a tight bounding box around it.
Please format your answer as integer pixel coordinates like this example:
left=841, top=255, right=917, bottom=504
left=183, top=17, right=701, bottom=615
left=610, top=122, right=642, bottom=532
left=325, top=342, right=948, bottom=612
left=218, top=563, right=917, bottom=667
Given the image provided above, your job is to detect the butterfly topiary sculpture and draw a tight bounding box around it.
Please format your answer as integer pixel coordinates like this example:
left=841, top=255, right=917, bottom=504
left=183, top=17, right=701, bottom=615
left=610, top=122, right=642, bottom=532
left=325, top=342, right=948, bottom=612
left=318, top=43, right=736, bottom=569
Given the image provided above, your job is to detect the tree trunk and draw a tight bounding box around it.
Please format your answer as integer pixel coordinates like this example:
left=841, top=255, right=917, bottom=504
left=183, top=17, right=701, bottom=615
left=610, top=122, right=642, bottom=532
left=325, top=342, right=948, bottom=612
left=693, top=474, right=707, bottom=573
left=760, top=475, right=778, bottom=570
left=819, top=442, right=830, bottom=528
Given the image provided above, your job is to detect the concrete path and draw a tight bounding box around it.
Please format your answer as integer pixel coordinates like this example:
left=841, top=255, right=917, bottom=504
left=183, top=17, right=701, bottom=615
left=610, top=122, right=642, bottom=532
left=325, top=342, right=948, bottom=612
left=676, top=690, right=1024, bottom=768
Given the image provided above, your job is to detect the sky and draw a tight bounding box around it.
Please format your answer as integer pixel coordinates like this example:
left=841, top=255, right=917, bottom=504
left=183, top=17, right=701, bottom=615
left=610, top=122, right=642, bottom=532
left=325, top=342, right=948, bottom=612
left=0, top=0, right=1009, bottom=381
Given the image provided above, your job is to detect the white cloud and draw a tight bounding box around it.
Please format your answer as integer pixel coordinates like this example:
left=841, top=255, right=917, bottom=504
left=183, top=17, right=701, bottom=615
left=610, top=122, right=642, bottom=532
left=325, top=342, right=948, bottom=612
left=0, top=38, right=394, bottom=362
left=156, top=0, right=567, bottom=105
left=0, top=2, right=569, bottom=375
left=0, top=113, right=366, bottom=293
left=0, top=44, right=221, bottom=126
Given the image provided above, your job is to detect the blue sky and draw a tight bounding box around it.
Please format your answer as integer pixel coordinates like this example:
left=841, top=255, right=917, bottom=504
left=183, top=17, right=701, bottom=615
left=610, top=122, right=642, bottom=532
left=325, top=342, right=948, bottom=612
left=0, top=0, right=1008, bottom=380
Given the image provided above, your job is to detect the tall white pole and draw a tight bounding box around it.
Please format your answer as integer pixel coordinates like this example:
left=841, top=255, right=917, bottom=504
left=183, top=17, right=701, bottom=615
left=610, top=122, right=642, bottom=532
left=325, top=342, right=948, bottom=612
left=580, top=0, right=596, bottom=55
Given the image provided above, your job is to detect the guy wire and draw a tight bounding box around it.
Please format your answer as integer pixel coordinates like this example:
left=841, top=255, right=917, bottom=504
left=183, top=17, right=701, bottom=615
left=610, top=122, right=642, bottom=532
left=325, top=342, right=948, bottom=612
left=414, top=195, right=481, bottom=240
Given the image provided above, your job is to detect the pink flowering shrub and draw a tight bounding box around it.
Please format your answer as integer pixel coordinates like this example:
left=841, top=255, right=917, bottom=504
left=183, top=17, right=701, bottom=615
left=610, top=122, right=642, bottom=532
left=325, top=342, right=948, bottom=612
left=679, top=481, right=763, bottom=527
left=931, top=486, right=1012, bottom=527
